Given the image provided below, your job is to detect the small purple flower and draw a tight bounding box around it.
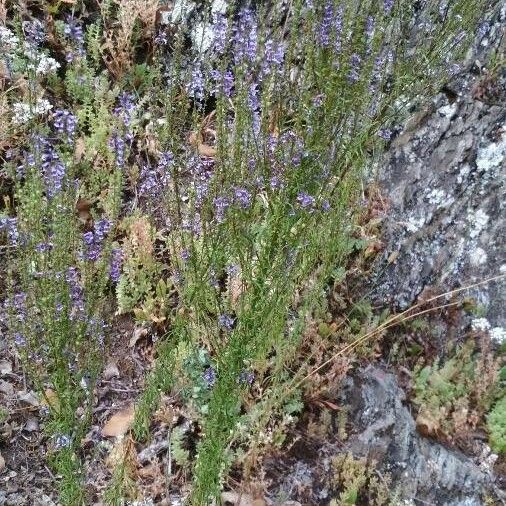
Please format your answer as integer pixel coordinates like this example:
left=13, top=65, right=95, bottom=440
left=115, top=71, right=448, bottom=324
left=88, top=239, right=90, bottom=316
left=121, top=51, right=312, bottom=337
left=109, top=247, right=122, bottom=282
left=108, top=132, right=128, bottom=168
left=213, top=195, right=230, bottom=223
left=211, top=69, right=234, bottom=97
left=65, top=267, right=85, bottom=317
left=347, top=53, right=361, bottom=82
left=234, top=8, right=258, bottom=62
left=22, top=20, right=45, bottom=45
left=94, top=219, right=112, bottom=242
left=82, top=231, right=99, bottom=261
left=203, top=366, right=216, bottom=387
left=113, top=92, right=135, bottom=127
left=262, top=39, right=285, bottom=76
left=297, top=191, right=315, bottom=210
left=14, top=333, right=26, bottom=347
left=53, top=109, right=77, bottom=142
left=378, top=127, right=392, bottom=141
left=218, top=313, right=235, bottom=330
left=238, top=370, right=255, bottom=385
left=226, top=263, right=239, bottom=276
left=321, top=199, right=331, bottom=211
left=270, top=175, right=284, bottom=190
left=233, top=187, right=252, bottom=208
left=383, top=0, right=394, bottom=14
left=212, top=14, right=228, bottom=53
left=318, top=1, right=334, bottom=47
left=9, top=292, right=27, bottom=322
left=187, top=65, right=204, bottom=101
left=333, top=5, right=344, bottom=53
left=81, top=220, right=111, bottom=261
left=40, top=141, right=66, bottom=197
left=64, top=16, right=84, bottom=45
left=0, top=216, right=19, bottom=245
left=53, top=433, right=71, bottom=449
left=63, top=16, right=85, bottom=59
left=180, top=248, right=190, bottom=261
left=35, top=241, right=53, bottom=253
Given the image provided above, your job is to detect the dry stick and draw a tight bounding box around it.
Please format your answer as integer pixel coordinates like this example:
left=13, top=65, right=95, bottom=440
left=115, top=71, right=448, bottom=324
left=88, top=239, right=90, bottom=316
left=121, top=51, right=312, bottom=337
left=295, top=273, right=506, bottom=388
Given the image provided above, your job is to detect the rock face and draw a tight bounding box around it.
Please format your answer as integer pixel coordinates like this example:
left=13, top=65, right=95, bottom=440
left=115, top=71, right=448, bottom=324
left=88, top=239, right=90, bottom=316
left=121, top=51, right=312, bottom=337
left=370, top=6, right=506, bottom=331
left=339, top=366, right=503, bottom=506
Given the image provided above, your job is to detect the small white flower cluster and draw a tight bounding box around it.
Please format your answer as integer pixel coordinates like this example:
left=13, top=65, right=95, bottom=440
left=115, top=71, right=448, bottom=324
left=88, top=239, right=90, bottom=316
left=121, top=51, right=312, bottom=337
left=1, top=27, right=60, bottom=77
left=471, top=318, right=506, bottom=344
left=22, top=43, right=60, bottom=75
left=0, top=25, right=19, bottom=50
left=490, top=326, right=506, bottom=344
left=471, top=317, right=490, bottom=332
left=11, top=98, right=53, bottom=124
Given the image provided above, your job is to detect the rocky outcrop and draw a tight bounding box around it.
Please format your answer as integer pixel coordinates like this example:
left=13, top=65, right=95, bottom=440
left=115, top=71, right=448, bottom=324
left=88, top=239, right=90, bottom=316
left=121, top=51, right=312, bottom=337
left=370, top=6, right=506, bottom=331
left=339, top=366, right=504, bottom=506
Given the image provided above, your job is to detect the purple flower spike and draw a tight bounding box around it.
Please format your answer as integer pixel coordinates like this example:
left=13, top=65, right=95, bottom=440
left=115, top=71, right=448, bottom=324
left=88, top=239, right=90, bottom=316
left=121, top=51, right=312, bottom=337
left=296, top=191, right=315, bottom=210
left=65, top=267, right=85, bottom=318
left=347, top=53, right=361, bottom=82
left=53, top=109, right=77, bottom=143
left=233, top=187, right=252, bottom=208
left=0, top=216, right=19, bottom=245
left=212, top=14, right=228, bottom=53
left=384, top=0, right=394, bottom=14
left=234, top=8, right=258, bottom=62
left=213, top=195, right=230, bottom=223
left=318, top=1, right=334, bottom=47
left=203, top=366, right=216, bottom=387
left=109, top=247, right=122, bottom=282
left=218, top=313, right=235, bottom=330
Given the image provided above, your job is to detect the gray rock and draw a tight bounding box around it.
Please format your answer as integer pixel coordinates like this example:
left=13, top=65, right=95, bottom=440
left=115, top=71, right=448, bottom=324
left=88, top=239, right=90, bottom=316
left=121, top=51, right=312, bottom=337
left=370, top=6, right=506, bottom=330
left=339, top=365, right=504, bottom=506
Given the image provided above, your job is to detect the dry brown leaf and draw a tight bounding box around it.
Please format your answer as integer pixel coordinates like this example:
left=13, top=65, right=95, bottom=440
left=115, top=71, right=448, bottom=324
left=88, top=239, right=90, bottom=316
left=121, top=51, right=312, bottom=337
left=197, top=143, right=217, bottom=157
left=102, top=404, right=135, bottom=437
left=0, top=380, right=14, bottom=396
left=73, top=137, right=86, bottom=162
left=387, top=250, right=399, bottom=264
left=18, top=390, right=39, bottom=407
left=103, top=361, right=120, bottom=380
left=130, top=327, right=148, bottom=347
left=416, top=410, right=440, bottom=437
left=221, top=491, right=266, bottom=506
left=41, top=388, right=60, bottom=412
left=0, top=360, right=12, bottom=376
left=105, top=434, right=137, bottom=470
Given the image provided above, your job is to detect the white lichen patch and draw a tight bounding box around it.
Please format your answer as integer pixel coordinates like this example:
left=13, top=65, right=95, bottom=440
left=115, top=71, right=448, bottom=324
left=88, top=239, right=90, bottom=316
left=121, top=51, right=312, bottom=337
left=469, top=246, right=487, bottom=266
left=467, top=208, right=489, bottom=238
left=471, top=318, right=490, bottom=332
left=490, top=327, right=506, bottom=344
left=438, top=103, right=457, bottom=118
left=405, top=215, right=426, bottom=233
left=426, top=188, right=454, bottom=208
left=476, top=129, right=506, bottom=171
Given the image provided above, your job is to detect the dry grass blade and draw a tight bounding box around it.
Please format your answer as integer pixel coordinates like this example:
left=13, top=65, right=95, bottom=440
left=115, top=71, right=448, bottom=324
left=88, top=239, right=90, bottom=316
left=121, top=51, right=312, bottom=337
left=294, top=273, right=506, bottom=389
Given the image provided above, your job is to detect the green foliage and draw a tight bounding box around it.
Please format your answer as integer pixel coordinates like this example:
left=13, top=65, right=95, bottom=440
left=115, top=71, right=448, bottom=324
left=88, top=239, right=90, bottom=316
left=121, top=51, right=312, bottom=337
left=0, top=0, right=489, bottom=504
left=412, top=338, right=500, bottom=441
left=487, top=394, right=506, bottom=454
left=330, top=453, right=391, bottom=506
left=170, top=425, right=191, bottom=468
